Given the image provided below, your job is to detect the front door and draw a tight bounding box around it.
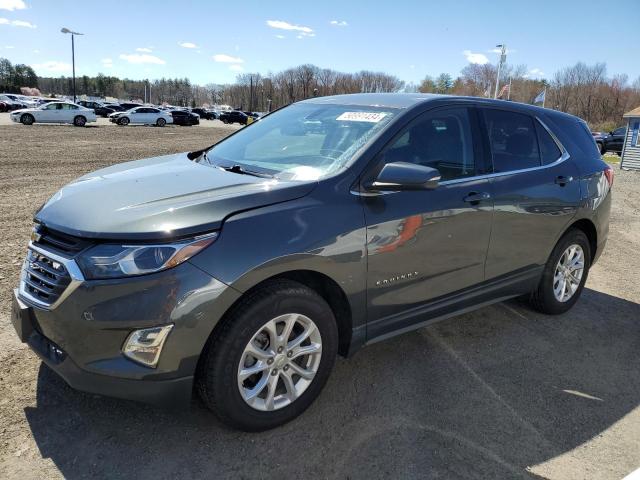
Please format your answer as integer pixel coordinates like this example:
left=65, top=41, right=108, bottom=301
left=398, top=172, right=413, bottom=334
left=362, top=106, right=493, bottom=339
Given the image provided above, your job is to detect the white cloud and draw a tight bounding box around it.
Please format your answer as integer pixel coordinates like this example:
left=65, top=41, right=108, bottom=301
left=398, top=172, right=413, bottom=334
left=31, top=61, right=72, bottom=73
left=524, top=68, right=545, bottom=78
left=213, top=53, right=243, bottom=64
left=119, top=53, right=166, bottom=65
left=266, top=19, right=313, bottom=34
left=178, top=42, right=197, bottom=49
left=229, top=64, right=243, bottom=72
left=329, top=20, right=348, bottom=27
left=275, top=34, right=285, bottom=39
left=101, top=58, right=113, bottom=68
left=0, top=17, right=36, bottom=27
left=136, top=47, right=152, bottom=52
left=0, top=0, right=26, bottom=11
left=463, top=50, right=489, bottom=65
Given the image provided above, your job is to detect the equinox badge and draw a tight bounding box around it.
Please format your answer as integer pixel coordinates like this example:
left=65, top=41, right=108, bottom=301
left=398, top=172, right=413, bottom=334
left=376, top=271, right=419, bottom=287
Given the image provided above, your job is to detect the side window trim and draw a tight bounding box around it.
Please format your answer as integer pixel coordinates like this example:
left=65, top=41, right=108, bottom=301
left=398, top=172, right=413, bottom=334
left=361, top=105, right=479, bottom=186
left=440, top=114, right=570, bottom=185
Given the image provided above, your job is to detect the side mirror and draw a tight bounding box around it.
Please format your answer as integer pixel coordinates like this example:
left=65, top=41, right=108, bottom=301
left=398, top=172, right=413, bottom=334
left=366, top=162, right=441, bottom=191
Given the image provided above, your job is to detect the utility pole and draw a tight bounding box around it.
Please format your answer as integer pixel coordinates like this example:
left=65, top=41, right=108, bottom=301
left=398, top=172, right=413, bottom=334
left=61, top=28, right=84, bottom=103
left=493, top=44, right=507, bottom=99
left=249, top=75, right=254, bottom=112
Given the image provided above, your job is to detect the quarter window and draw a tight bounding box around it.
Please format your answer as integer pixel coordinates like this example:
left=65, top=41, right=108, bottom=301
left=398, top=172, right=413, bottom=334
left=483, top=109, right=541, bottom=172
left=381, top=108, right=476, bottom=181
left=535, top=121, right=562, bottom=164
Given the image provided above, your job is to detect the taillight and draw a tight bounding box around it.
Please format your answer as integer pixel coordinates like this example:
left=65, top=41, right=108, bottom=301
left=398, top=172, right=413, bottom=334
left=604, top=166, right=614, bottom=187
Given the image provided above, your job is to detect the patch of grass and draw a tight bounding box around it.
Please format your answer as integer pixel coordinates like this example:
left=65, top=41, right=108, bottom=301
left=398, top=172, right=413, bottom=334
left=603, top=153, right=620, bottom=164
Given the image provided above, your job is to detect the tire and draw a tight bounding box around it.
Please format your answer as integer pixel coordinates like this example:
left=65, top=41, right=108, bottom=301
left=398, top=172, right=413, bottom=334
left=596, top=142, right=605, bottom=155
left=118, top=117, right=130, bottom=126
left=222, top=118, right=229, bottom=124
left=20, top=114, right=34, bottom=125
left=73, top=115, right=86, bottom=127
left=196, top=279, right=338, bottom=431
left=156, top=117, right=166, bottom=127
left=529, top=229, right=591, bottom=315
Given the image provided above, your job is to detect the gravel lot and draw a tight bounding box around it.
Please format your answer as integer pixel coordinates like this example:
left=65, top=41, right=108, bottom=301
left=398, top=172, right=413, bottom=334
left=0, top=116, right=639, bottom=479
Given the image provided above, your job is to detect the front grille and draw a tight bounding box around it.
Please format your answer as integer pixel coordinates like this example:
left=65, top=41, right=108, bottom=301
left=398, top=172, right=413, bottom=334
left=22, top=249, right=72, bottom=305
left=32, top=225, right=90, bottom=256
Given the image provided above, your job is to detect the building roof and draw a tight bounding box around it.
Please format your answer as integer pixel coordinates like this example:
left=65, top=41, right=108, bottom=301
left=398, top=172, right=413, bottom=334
left=623, top=106, right=640, bottom=118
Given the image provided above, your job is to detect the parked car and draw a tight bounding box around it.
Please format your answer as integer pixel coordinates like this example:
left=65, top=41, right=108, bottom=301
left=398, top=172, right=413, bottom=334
left=109, top=106, right=173, bottom=126
left=119, top=102, right=143, bottom=111
left=192, top=108, right=216, bottom=120
left=77, top=100, right=117, bottom=117
left=170, top=110, right=200, bottom=126
left=219, top=110, right=249, bottom=125
left=0, top=94, right=22, bottom=111
left=2, top=93, right=37, bottom=108
left=10, top=101, right=97, bottom=126
left=11, top=94, right=612, bottom=431
left=595, top=126, right=626, bottom=155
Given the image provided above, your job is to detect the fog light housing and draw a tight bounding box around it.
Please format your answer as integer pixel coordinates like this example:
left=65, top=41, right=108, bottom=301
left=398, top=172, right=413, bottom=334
left=123, top=324, right=174, bottom=368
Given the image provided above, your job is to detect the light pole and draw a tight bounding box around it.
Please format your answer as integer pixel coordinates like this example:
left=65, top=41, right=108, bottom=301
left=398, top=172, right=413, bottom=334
left=493, top=44, right=507, bottom=99
left=61, top=28, right=83, bottom=103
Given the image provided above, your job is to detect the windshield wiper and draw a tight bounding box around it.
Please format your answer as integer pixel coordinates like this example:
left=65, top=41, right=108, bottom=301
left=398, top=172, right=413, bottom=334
left=219, top=164, right=273, bottom=178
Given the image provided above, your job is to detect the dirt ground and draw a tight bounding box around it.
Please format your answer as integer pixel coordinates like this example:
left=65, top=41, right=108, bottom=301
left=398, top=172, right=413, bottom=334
left=0, top=116, right=639, bottom=479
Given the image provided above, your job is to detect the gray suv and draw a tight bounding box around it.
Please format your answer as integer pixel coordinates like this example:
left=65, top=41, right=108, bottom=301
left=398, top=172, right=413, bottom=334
left=11, top=94, right=612, bottom=431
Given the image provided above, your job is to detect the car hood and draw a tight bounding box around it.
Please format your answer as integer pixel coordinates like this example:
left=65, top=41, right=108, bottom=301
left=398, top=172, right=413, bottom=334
left=35, top=152, right=317, bottom=240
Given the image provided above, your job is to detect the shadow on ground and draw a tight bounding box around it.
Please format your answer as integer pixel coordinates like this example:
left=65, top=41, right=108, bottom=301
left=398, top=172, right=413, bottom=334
left=23, top=288, right=640, bottom=479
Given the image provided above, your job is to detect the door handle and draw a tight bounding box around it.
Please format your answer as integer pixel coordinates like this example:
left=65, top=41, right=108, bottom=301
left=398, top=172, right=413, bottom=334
left=555, top=175, right=574, bottom=186
left=463, top=192, right=491, bottom=204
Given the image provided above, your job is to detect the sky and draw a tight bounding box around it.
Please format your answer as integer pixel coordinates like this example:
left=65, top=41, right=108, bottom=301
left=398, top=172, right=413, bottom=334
left=0, top=0, right=637, bottom=86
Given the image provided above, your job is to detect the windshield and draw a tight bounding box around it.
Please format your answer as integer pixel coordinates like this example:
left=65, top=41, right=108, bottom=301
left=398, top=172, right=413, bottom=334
left=205, top=103, right=398, bottom=180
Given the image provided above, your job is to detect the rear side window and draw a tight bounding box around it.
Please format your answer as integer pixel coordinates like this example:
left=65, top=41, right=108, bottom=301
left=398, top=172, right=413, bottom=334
left=483, top=109, right=540, bottom=172
left=535, top=121, right=562, bottom=164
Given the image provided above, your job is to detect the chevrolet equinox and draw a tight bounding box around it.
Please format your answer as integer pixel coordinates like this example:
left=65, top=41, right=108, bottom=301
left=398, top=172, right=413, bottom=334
left=12, top=94, right=612, bottom=431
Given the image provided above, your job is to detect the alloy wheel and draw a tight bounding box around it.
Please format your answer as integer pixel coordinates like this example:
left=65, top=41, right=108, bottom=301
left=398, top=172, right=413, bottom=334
left=553, top=244, right=585, bottom=302
left=237, top=313, right=322, bottom=411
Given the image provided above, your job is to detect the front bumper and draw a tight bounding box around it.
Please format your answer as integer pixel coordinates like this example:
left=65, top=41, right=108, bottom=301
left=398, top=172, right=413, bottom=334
left=12, top=257, right=241, bottom=407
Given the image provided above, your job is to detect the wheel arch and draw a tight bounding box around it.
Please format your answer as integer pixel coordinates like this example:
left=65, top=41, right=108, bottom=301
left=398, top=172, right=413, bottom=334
left=565, top=218, right=598, bottom=260
left=211, top=269, right=355, bottom=358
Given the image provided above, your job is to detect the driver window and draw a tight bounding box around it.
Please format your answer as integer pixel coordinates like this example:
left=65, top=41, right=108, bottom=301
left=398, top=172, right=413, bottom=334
left=382, top=108, right=476, bottom=181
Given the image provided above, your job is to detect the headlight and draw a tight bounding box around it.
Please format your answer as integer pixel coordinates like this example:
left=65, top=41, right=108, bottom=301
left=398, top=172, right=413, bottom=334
left=77, top=232, right=217, bottom=279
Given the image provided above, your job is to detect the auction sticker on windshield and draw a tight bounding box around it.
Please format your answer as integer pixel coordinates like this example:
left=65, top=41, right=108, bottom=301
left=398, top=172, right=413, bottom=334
left=336, top=111, right=388, bottom=122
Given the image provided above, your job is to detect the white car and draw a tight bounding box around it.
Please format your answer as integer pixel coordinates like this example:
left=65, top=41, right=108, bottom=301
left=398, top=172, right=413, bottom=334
left=109, top=107, right=173, bottom=127
left=10, top=101, right=97, bottom=127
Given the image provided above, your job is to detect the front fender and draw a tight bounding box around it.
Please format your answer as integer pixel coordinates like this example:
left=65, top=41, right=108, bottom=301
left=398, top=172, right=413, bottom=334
left=188, top=188, right=368, bottom=332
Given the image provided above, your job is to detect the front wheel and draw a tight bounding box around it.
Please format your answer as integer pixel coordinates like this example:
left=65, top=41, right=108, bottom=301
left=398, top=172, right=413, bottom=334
left=196, top=280, right=338, bottom=431
left=118, top=117, right=130, bottom=126
left=20, top=114, right=34, bottom=125
left=528, top=229, right=591, bottom=314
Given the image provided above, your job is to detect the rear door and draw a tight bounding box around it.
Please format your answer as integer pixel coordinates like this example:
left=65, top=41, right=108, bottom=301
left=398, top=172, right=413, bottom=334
left=480, top=107, right=581, bottom=280
left=362, top=106, right=494, bottom=337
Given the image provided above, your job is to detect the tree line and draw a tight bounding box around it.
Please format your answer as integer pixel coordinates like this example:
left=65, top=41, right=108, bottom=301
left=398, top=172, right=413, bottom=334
left=1, top=56, right=639, bottom=130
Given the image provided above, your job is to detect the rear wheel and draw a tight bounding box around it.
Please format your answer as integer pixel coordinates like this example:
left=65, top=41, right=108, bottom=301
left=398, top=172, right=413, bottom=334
left=73, top=115, right=86, bottom=127
left=529, top=229, right=591, bottom=314
left=596, top=142, right=605, bottom=155
left=118, top=117, right=130, bottom=126
left=20, top=114, right=34, bottom=125
left=156, top=117, right=166, bottom=127
left=196, top=280, right=338, bottom=431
